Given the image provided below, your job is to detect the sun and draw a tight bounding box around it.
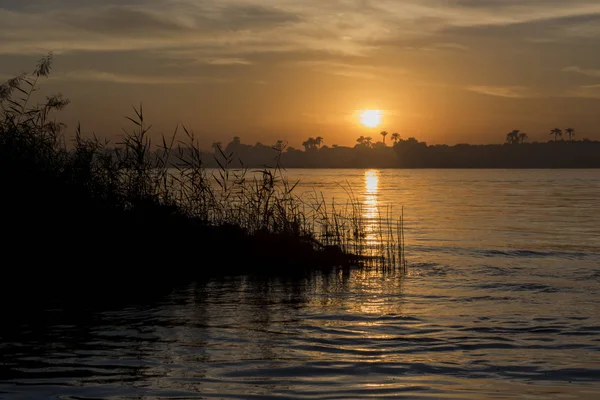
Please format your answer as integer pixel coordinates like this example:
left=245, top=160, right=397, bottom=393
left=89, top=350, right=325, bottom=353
left=359, top=110, right=382, bottom=128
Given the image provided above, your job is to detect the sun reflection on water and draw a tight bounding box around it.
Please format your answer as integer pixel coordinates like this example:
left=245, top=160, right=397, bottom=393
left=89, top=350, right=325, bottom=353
left=363, top=170, right=380, bottom=247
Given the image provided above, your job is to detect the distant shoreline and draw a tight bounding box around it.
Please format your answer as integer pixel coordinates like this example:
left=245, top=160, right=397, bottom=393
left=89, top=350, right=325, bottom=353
left=202, top=166, right=600, bottom=170
left=197, top=138, right=600, bottom=170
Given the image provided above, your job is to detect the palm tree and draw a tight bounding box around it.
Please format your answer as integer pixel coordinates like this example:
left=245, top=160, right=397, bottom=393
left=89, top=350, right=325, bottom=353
left=356, top=136, right=366, bottom=146
left=550, top=128, right=563, bottom=141
left=506, top=130, right=520, bottom=144
left=314, top=136, right=323, bottom=149
left=365, top=137, right=373, bottom=147
left=565, top=128, right=575, bottom=141
left=391, top=132, right=401, bottom=144
left=380, top=131, right=388, bottom=145
left=518, top=132, right=528, bottom=144
left=302, top=137, right=316, bottom=151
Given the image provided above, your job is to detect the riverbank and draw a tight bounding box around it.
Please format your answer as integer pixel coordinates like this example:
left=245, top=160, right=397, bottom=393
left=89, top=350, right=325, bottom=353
left=194, top=138, right=600, bottom=170
left=0, top=57, right=405, bottom=295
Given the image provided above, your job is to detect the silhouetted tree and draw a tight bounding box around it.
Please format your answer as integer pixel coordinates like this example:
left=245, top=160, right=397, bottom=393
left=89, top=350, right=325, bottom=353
left=380, top=131, right=388, bottom=145
left=391, top=132, right=400, bottom=144
left=550, top=128, right=563, bottom=141
left=315, top=136, right=323, bottom=149
left=302, top=137, right=317, bottom=151
left=518, top=132, right=528, bottom=144
left=301, top=139, right=310, bottom=151
left=356, top=136, right=373, bottom=148
left=225, top=136, right=243, bottom=154
left=205, top=133, right=600, bottom=169
left=565, top=128, right=575, bottom=141
left=506, top=130, right=520, bottom=144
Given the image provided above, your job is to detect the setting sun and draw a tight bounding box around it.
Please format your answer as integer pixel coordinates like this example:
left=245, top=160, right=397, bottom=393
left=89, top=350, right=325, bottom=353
left=359, top=110, right=383, bottom=128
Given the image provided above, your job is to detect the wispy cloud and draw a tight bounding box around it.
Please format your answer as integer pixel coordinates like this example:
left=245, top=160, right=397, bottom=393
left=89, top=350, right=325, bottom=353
left=561, top=18, right=600, bottom=38
left=564, top=84, right=600, bottom=99
left=292, top=60, right=407, bottom=80
left=3, top=0, right=600, bottom=58
left=428, top=43, right=469, bottom=52
left=466, top=85, right=537, bottom=98
left=562, top=66, right=600, bottom=98
left=563, top=66, right=600, bottom=78
left=61, top=70, right=227, bottom=84
left=206, top=58, right=254, bottom=66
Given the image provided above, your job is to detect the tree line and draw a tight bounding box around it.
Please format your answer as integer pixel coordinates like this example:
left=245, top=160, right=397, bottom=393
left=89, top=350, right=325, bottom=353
left=202, top=128, right=600, bottom=169
left=506, top=128, right=576, bottom=144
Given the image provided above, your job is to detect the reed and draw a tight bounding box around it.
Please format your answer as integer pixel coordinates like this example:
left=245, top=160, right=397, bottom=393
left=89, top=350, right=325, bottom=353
left=0, top=54, right=408, bottom=275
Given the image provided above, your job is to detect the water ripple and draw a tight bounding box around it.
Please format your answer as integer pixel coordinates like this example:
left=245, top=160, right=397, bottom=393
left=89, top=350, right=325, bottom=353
left=2, top=170, right=600, bottom=399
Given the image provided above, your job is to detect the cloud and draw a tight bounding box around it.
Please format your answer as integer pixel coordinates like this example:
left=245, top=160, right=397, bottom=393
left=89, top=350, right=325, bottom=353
left=291, top=60, right=407, bottom=80
left=399, top=42, right=470, bottom=53
left=0, top=3, right=380, bottom=57
left=55, top=6, right=190, bottom=34
left=563, top=66, right=600, bottom=98
left=466, top=85, right=537, bottom=98
left=561, top=18, right=600, bottom=38
left=2, top=0, right=600, bottom=106
left=60, top=70, right=227, bottom=84
left=563, top=66, right=600, bottom=78
left=3, top=0, right=600, bottom=144
left=3, top=0, right=600, bottom=59
left=428, top=42, right=469, bottom=51
left=564, top=84, right=600, bottom=99
left=155, top=55, right=254, bottom=68
left=205, top=58, right=254, bottom=66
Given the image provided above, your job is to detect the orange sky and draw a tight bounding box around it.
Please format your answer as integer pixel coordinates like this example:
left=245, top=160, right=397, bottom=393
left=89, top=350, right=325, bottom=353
left=2, top=0, right=600, bottom=148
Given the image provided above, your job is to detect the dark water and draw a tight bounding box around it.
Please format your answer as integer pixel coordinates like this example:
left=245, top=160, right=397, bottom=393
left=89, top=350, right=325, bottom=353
left=2, top=169, right=600, bottom=399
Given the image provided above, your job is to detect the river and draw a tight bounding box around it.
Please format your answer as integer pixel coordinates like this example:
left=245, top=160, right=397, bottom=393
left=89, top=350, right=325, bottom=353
left=1, top=169, right=599, bottom=399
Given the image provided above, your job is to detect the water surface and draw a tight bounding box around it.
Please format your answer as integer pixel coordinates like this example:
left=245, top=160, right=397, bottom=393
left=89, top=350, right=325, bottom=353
left=1, top=169, right=599, bottom=399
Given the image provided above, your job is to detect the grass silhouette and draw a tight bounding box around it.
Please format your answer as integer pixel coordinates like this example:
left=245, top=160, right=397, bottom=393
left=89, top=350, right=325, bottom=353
left=0, top=55, right=406, bottom=292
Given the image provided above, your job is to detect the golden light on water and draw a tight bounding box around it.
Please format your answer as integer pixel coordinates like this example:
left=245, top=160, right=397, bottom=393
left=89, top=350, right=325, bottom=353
left=363, top=170, right=380, bottom=246
left=359, top=110, right=383, bottom=128
left=365, top=170, right=379, bottom=197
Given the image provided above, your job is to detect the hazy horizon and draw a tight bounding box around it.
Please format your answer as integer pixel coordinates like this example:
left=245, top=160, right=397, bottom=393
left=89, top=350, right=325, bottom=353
left=2, top=0, right=600, bottom=149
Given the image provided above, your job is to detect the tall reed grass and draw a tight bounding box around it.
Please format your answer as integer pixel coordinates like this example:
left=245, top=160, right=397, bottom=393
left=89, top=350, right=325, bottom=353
left=0, top=54, right=407, bottom=274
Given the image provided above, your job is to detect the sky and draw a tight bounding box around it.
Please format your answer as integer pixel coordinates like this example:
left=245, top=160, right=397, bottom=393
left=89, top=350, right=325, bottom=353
left=2, top=0, right=600, bottom=148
